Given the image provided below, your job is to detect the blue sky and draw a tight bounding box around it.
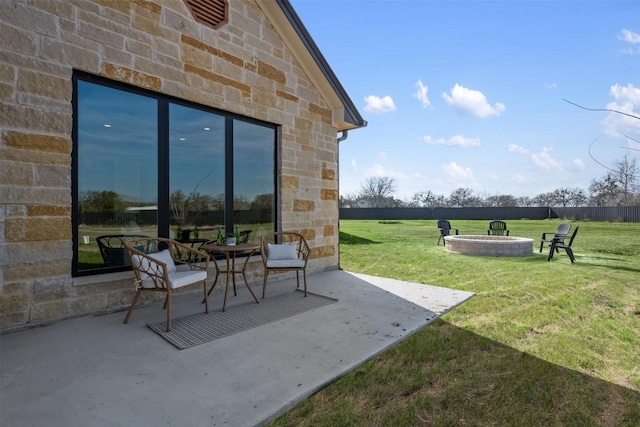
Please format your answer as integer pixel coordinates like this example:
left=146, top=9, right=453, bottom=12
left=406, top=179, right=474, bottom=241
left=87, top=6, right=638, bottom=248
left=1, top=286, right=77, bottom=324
left=290, top=0, right=640, bottom=201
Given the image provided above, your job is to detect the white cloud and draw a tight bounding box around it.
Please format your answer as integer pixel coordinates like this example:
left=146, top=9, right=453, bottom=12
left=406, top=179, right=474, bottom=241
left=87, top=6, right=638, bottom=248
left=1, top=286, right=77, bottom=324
left=546, top=82, right=558, bottom=90
left=363, top=95, right=396, bottom=114
left=377, top=151, right=388, bottom=161
left=508, top=144, right=529, bottom=154
left=350, top=158, right=358, bottom=169
left=423, top=134, right=481, bottom=147
left=442, top=161, right=474, bottom=180
left=530, top=147, right=564, bottom=171
left=619, top=29, right=640, bottom=44
left=601, top=83, right=640, bottom=137
left=571, top=158, right=587, bottom=170
left=442, top=83, right=505, bottom=118
left=618, top=29, right=640, bottom=55
left=413, top=79, right=431, bottom=108
left=510, top=145, right=565, bottom=171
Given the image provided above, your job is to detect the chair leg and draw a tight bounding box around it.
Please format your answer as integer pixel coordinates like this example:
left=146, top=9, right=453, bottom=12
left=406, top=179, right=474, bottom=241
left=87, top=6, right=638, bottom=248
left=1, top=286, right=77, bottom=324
left=203, top=268, right=220, bottom=303
left=202, top=281, right=209, bottom=314
left=166, top=292, right=172, bottom=332
left=302, top=269, right=307, bottom=297
left=262, top=271, right=268, bottom=299
left=547, top=244, right=555, bottom=261
left=566, top=248, right=575, bottom=263
left=296, top=271, right=300, bottom=288
left=123, top=288, right=142, bottom=324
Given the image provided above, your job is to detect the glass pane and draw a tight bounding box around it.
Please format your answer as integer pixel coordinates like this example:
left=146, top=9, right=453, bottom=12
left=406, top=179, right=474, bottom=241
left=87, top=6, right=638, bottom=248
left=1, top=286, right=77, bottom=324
left=169, top=104, right=225, bottom=243
left=233, top=119, right=275, bottom=244
left=77, top=81, right=158, bottom=271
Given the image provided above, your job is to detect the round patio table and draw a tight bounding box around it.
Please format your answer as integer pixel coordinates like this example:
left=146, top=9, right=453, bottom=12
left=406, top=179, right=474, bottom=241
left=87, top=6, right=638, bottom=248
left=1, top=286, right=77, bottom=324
left=200, top=242, right=260, bottom=311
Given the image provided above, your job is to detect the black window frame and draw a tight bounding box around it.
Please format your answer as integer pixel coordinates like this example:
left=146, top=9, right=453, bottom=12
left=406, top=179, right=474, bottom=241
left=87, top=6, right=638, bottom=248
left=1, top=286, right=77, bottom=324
left=72, top=71, right=278, bottom=277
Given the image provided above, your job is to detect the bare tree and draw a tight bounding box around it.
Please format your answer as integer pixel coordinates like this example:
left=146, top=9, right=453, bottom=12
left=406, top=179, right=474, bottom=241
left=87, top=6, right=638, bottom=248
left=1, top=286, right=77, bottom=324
left=587, top=156, right=639, bottom=206
left=531, top=192, right=555, bottom=207
left=613, top=155, right=639, bottom=204
left=412, top=190, right=446, bottom=208
left=448, top=187, right=475, bottom=207
left=589, top=174, right=621, bottom=206
left=484, top=194, right=519, bottom=207
left=339, top=193, right=359, bottom=208
left=358, top=177, right=397, bottom=207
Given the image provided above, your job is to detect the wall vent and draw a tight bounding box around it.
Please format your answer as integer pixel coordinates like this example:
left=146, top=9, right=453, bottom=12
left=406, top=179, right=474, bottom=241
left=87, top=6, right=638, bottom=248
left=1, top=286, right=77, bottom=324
left=184, top=0, right=228, bottom=30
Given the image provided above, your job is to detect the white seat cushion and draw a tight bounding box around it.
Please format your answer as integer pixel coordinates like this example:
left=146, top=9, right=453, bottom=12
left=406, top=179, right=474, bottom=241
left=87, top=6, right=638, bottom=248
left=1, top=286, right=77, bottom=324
left=266, top=259, right=305, bottom=268
left=139, top=270, right=207, bottom=289
left=132, top=249, right=176, bottom=280
left=267, top=243, right=298, bottom=260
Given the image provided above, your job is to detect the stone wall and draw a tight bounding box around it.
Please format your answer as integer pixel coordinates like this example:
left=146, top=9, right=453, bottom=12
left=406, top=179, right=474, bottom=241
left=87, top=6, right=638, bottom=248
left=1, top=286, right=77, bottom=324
left=0, top=0, right=341, bottom=331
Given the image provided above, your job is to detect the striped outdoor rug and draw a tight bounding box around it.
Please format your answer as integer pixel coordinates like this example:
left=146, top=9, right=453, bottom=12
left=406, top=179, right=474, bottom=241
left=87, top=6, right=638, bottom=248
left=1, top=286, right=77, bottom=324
left=148, top=290, right=338, bottom=349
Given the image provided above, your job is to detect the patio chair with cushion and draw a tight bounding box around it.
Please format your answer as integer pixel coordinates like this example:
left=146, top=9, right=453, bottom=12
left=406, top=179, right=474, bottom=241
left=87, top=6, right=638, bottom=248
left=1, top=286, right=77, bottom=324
left=437, top=220, right=458, bottom=246
left=487, top=220, right=509, bottom=236
left=261, top=231, right=310, bottom=299
left=548, top=226, right=579, bottom=263
left=539, top=222, right=571, bottom=253
left=123, top=237, right=210, bottom=331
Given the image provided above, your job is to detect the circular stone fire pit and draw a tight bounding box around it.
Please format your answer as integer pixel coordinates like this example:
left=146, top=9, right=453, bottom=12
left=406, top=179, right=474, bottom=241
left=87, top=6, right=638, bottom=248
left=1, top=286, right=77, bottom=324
left=444, top=235, right=533, bottom=257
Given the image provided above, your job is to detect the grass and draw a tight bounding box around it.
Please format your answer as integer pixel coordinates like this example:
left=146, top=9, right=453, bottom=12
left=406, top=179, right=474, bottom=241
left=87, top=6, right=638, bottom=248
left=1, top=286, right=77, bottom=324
left=268, top=219, right=640, bottom=426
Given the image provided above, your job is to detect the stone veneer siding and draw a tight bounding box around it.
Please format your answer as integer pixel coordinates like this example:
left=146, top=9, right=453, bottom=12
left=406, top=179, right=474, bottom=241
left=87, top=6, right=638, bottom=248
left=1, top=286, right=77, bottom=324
left=0, top=0, right=341, bottom=331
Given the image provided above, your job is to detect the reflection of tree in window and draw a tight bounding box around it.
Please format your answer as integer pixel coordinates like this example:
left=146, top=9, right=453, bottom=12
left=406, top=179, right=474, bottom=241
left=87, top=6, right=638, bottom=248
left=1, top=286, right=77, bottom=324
left=74, top=75, right=277, bottom=275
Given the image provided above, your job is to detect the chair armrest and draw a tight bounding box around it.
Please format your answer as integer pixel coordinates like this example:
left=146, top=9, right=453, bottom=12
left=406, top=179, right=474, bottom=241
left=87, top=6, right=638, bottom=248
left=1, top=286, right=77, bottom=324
left=127, top=247, right=171, bottom=288
left=299, top=238, right=311, bottom=262
left=170, top=240, right=210, bottom=270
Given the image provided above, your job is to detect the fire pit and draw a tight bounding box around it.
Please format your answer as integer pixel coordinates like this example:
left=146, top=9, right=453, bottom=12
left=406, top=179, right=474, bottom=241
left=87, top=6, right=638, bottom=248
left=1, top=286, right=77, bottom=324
left=444, top=235, right=533, bottom=257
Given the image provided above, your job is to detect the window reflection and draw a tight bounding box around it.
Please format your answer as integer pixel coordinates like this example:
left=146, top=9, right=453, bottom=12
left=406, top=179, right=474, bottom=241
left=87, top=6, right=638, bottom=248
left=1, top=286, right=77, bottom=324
left=74, top=75, right=278, bottom=275
left=76, top=81, right=158, bottom=272
left=169, top=104, right=225, bottom=240
left=233, top=119, right=275, bottom=242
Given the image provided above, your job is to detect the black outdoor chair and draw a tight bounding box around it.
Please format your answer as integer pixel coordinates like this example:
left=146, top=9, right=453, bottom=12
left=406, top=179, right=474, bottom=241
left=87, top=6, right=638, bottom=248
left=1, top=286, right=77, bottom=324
left=437, top=220, right=459, bottom=246
left=539, top=222, right=571, bottom=253
left=487, top=220, right=509, bottom=236
left=548, top=226, right=579, bottom=263
left=96, top=234, right=151, bottom=267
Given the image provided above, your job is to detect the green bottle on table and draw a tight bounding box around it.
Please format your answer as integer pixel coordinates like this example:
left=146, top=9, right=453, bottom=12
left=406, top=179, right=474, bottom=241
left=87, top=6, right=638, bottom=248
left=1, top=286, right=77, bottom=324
left=216, top=226, right=223, bottom=245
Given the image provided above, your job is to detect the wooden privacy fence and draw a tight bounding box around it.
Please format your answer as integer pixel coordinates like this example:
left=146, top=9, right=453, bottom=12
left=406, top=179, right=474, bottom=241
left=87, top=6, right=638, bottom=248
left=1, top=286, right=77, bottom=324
left=339, top=206, right=640, bottom=223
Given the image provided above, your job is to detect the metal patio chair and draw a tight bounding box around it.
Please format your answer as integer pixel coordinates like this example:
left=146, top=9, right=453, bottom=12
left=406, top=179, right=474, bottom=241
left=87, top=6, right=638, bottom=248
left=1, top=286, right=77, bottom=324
left=123, top=237, right=210, bottom=331
left=261, top=231, right=310, bottom=299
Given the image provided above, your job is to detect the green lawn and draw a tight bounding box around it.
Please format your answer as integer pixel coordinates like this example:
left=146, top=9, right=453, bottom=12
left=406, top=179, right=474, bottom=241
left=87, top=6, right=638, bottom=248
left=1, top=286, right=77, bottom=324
left=269, top=219, right=640, bottom=426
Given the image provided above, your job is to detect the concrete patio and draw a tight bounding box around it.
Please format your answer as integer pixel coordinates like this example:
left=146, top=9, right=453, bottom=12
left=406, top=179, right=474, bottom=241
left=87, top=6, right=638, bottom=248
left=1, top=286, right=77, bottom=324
left=1, top=270, right=474, bottom=427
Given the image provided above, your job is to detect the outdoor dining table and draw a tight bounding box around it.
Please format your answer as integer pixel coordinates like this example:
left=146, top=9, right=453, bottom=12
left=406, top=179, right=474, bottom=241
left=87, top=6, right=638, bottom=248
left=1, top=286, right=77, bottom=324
left=200, top=242, right=260, bottom=311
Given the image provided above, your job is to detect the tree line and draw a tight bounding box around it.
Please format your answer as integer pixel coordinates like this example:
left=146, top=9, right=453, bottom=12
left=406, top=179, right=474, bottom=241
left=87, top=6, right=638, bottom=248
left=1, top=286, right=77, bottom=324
left=341, top=155, right=640, bottom=208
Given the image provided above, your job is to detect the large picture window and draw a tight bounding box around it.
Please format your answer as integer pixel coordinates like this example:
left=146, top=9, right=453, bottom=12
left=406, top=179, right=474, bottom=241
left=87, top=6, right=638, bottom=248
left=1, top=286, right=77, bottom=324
left=73, top=73, right=277, bottom=276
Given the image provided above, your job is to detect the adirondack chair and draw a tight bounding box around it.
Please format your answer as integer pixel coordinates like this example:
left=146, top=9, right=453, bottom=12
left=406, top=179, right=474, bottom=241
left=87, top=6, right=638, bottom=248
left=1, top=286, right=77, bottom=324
left=487, top=220, right=509, bottom=236
left=548, top=226, right=579, bottom=262
left=437, top=220, right=459, bottom=246
left=539, top=222, right=571, bottom=253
